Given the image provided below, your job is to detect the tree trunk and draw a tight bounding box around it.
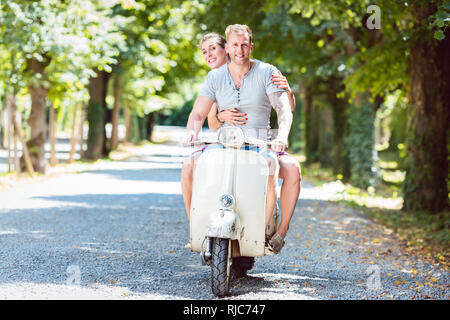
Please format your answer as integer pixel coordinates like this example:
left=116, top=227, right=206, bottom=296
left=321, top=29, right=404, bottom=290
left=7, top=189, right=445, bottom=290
left=146, top=112, right=155, bottom=142
left=0, top=97, right=6, bottom=150
left=5, top=92, right=16, bottom=173
left=13, top=120, right=20, bottom=174
left=318, top=106, right=333, bottom=167
left=78, top=103, right=87, bottom=158
left=85, top=70, right=110, bottom=160
left=111, top=73, right=121, bottom=150
left=12, top=110, right=34, bottom=176
left=403, top=11, right=449, bottom=212
left=49, top=104, right=57, bottom=166
left=124, top=104, right=131, bottom=143
left=5, top=95, right=12, bottom=172
left=137, top=116, right=145, bottom=141
left=8, top=91, right=33, bottom=175
left=69, top=103, right=80, bottom=163
left=304, top=83, right=319, bottom=163
left=103, top=102, right=112, bottom=156
left=327, top=76, right=350, bottom=179
left=26, top=57, right=50, bottom=173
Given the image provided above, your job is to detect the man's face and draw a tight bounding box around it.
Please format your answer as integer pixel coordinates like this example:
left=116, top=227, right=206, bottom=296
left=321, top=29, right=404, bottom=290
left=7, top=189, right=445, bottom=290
left=225, top=33, right=253, bottom=66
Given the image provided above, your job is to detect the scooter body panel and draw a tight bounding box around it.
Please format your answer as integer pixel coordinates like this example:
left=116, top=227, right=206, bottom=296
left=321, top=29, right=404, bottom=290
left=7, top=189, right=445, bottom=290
left=190, top=147, right=268, bottom=257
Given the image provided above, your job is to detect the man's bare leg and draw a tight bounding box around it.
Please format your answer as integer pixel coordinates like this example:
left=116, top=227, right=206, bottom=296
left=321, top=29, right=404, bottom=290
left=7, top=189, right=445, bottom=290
left=265, top=157, right=279, bottom=229
left=276, top=155, right=301, bottom=238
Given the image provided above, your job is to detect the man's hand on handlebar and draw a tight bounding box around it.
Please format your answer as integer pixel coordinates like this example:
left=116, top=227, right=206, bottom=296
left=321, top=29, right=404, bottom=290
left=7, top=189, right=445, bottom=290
left=270, top=138, right=287, bottom=153
left=183, top=130, right=197, bottom=146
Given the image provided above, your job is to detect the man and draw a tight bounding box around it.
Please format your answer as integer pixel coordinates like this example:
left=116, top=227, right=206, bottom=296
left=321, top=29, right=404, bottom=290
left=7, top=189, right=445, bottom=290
left=182, top=24, right=298, bottom=253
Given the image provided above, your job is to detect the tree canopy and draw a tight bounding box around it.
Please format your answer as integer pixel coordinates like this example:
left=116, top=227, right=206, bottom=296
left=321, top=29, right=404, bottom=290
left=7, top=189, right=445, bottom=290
left=0, top=0, right=448, bottom=213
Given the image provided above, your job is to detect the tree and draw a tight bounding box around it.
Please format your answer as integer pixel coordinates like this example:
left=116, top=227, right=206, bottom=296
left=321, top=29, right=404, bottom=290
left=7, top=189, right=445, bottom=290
left=83, top=0, right=204, bottom=157
left=0, top=0, right=123, bottom=172
left=402, top=2, right=449, bottom=212
left=288, top=0, right=449, bottom=212
left=197, top=1, right=354, bottom=176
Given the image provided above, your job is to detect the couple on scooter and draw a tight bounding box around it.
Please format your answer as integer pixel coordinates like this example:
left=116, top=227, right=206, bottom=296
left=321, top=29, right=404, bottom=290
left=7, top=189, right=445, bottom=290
left=182, top=24, right=301, bottom=254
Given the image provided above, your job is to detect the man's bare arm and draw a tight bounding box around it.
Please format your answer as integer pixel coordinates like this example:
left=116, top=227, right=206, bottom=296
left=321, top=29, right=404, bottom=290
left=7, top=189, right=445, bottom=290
left=269, top=91, right=293, bottom=145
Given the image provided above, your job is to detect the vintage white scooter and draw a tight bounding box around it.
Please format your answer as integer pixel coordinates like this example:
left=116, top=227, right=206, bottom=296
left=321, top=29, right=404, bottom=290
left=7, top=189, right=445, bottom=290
left=186, top=126, right=280, bottom=297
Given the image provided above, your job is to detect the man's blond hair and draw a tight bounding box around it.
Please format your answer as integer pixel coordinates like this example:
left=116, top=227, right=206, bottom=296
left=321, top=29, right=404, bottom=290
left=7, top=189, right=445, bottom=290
left=225, top=24, right=253, bottom=44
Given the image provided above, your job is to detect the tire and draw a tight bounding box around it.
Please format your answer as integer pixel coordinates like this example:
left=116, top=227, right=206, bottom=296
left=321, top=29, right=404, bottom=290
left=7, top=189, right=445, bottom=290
left=231, top=257, right=255, bottom=279
left=211, top=238, right=231, bottom=297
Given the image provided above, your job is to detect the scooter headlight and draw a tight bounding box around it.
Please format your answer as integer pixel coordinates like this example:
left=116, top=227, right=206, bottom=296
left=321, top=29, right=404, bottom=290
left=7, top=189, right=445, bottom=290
left=218, top=127, right=245, bottom=148
left=219, top=194, right=235, bottom=208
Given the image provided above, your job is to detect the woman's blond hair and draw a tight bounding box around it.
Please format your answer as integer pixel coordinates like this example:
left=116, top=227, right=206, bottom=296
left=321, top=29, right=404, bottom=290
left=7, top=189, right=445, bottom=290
left=200, top=33, right=226, bottom=49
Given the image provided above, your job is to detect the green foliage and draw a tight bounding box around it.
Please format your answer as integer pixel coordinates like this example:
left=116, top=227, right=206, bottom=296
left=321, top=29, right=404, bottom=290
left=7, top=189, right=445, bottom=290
left=288, top=99, right=303, bottom=153
left=346, top=102, right=376, bottom=189
left=0, top=0, right=205, bottom=134
left=108, top=0, right=206, bottom=120
left=0, top=0, right=447, bottom=213
left=158, top=96, right=197, bottom=126
left=381, top=91, right=408, bottom=169
left=0, top=0, right=124, bottom=88
left=431, top=0, right=450, bottom=40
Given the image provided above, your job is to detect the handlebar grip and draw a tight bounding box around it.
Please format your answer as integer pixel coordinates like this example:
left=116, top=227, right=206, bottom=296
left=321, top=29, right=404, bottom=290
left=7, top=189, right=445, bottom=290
left=183, top=141, right=216, bottom=147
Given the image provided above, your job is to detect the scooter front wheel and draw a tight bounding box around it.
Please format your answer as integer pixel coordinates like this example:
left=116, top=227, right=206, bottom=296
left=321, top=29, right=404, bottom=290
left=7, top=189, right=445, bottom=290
left=211, top=238, right=231, bottom=297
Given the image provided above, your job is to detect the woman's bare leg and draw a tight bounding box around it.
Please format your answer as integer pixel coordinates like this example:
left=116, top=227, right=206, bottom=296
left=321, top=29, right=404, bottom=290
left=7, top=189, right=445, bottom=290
left=181, top=152, right=201, bottom=222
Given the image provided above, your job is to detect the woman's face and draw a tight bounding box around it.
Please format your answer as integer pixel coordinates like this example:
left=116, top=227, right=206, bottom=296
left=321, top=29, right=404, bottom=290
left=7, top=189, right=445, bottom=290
left=201, top=38, right=228, bottom=69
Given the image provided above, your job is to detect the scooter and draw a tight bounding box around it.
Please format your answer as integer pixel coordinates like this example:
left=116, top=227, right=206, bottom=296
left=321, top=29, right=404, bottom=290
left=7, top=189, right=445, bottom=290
left=185, top=126, right=280, bottom=297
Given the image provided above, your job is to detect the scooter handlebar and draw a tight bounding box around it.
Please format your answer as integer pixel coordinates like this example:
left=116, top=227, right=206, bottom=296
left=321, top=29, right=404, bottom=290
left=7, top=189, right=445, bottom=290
left=183, top=137, right=279, bottom=148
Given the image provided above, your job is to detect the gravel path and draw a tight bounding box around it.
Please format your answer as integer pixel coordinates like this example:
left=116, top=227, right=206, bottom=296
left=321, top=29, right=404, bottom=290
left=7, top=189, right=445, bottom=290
left=0, top=130, right=448, bottom=300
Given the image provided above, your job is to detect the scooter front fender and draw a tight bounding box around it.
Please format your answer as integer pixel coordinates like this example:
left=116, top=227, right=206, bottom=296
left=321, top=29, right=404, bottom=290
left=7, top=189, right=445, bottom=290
left=207, top=209, right=240, bottom=240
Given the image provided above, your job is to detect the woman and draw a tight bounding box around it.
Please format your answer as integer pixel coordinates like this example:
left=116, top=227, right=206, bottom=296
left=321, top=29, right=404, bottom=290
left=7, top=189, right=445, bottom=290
left=184, top=32, right=301, bottom=253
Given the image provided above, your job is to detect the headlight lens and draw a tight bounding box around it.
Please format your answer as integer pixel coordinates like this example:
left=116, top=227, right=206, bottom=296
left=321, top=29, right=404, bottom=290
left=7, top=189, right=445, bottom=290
left=218, top=127, right=245, bottom=148
left=219, top=194, right=235, bottom=208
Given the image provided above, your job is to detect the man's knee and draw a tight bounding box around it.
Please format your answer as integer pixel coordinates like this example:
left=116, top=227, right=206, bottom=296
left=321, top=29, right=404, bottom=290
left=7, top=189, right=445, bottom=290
left=290, top=162, right=302, bottom=182
left=279, top=157, right=302, bottom=183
